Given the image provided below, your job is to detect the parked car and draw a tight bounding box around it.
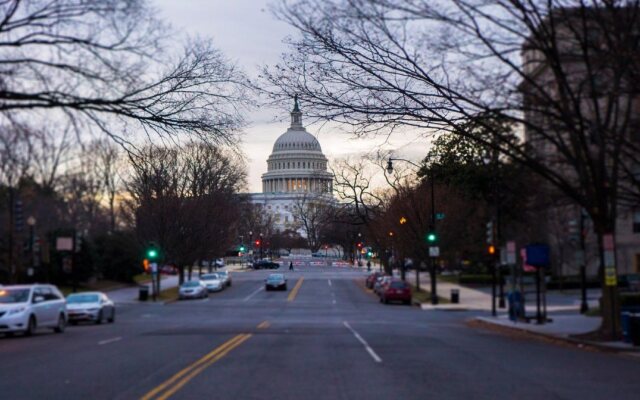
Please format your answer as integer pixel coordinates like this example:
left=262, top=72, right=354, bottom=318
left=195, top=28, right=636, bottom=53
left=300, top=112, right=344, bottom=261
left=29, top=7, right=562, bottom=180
left=379, top=280, right=412, bottom=305
left=217, top=270, right=232, bottom=287
left=373, top=275, right=392, bottom=296
left=200, top=273, right=224, bottom=292
left=252, top=260, right=280, bottom=270
left=178, top=281, right=208, bottom=300
left=66, top=292, right=115, bottom=325
left=161, top=265, right=178, bottom=275
left=265, top=274, right=287, bottom=291
left=0, top=284, right=67, bottom=336
left=366, top=272, right=383, bottom=289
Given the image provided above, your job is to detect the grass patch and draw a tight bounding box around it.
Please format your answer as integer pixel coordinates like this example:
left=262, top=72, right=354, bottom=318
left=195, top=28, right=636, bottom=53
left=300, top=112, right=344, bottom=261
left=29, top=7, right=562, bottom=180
left=438, top=275, right=459, bottom=284
left=158, top=286, right=179, bottom=301
left=133, top=273, right=152, bottom=285
left=411, top=284, right=450, bottom=304
left=585, top=307, right=601, bottom=317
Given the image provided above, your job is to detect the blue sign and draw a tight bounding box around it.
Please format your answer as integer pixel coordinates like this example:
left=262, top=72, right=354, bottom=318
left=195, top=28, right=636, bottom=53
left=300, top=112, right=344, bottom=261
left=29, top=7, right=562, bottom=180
left=525, top=244, right=550, bottom=267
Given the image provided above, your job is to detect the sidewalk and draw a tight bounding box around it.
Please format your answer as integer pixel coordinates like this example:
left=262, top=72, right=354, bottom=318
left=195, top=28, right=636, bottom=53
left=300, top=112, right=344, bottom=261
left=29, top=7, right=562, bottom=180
left=394, top=270, right=638, bottom=352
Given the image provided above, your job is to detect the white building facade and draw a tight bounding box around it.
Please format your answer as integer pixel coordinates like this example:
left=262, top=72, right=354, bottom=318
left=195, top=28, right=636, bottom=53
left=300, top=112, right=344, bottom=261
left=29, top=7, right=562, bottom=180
left=250, top=98, right=334, bottom=233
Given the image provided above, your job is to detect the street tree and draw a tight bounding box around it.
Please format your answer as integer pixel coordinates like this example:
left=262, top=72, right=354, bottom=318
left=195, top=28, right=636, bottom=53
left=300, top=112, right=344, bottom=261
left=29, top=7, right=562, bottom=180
left=265, top=0, right=640, bottom=337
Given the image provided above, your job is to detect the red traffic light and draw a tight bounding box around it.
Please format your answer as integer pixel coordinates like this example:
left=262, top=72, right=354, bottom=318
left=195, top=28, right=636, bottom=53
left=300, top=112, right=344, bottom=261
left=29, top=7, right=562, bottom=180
left=255, top=240, right=261, bottom=246
left=357, top=242, right=362, bottom=248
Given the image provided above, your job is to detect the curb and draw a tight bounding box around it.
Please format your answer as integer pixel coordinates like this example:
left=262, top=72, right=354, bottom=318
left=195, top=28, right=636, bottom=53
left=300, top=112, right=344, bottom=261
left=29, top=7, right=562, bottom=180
left=472, top=317, right=640, bottom=353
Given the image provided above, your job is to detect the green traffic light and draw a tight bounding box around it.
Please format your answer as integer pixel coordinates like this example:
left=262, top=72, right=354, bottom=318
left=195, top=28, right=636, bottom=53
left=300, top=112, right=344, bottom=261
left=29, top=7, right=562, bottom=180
left=147, top=249, right=158, bottom=258
left=427, top=233, right=437, bottom=242
left=239, top=246, right=246, bottom=252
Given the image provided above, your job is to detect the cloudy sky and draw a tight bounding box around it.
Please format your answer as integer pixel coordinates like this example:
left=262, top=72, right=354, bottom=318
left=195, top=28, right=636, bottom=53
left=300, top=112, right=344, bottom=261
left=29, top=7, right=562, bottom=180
left=154, top=0, right=429, bottom=192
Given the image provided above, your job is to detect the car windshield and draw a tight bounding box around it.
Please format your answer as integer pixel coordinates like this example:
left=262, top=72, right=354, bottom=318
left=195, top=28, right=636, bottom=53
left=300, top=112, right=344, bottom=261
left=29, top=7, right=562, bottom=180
left=67, top=294, right=100, bottom=303
left=201, top=274, right=219, bottom=280
left=390, top=282, right=407, bottom=289
left=0, top=288, right=30, bottom=304
left=268, top=275, right=284, bottom=281
left=182, top=281, right=200, bottom=287
left=218, top=272, right=228, bottom=276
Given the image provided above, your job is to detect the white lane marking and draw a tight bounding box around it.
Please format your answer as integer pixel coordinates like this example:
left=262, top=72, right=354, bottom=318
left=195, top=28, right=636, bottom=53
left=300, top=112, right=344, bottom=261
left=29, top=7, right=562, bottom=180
left=244, top=286, right=264, bottom=302
left=328, top=279, right=332, bottom=286
left=343, top=321, right=382, bottom=363
left=98, top=337, right=122, bottom=346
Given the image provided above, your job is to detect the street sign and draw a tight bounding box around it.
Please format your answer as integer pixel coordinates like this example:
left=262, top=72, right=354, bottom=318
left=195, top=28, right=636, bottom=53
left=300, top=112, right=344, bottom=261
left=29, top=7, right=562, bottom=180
left=605, top=266, right=617, bottom=286
left=56, top=237, right=73, bottom=251
left=429, top=246, right=440, bottom=257
left=150, top=262, right=158, bottom=274
left=506, top=241, right=516, bottom=265
left=521, top=248, right=536, bottom=272
left=603, top=234, right=614, bottom=251
left=525, top=244, right=550, bottom=268
left=436, top=212, right=445, bottom=220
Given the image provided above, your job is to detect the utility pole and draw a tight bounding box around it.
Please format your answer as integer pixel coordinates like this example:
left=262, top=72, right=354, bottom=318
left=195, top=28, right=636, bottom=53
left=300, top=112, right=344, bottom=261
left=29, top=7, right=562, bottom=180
left=579, top=209, right=589, bottom=313
left=429, top=168, right=438, bottom=305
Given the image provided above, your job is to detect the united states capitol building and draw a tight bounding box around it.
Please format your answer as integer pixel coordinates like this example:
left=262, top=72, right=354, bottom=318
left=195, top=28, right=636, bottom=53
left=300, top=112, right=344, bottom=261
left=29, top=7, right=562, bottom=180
left=249, top=98, right=334, bottom=234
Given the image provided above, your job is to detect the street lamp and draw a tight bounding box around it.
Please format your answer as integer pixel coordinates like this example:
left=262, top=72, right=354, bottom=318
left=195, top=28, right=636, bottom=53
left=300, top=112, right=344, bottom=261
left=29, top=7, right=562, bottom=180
left=387, top=157, right=438, bottom=304
left=26, top=216, right=36, bottom=280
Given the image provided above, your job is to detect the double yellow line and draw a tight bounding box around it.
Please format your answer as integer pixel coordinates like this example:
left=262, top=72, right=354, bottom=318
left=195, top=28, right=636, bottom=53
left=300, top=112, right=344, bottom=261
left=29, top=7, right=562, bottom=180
left=287, top=277, right=304, bottom=302
left=140, top=333, right=252, bottom=400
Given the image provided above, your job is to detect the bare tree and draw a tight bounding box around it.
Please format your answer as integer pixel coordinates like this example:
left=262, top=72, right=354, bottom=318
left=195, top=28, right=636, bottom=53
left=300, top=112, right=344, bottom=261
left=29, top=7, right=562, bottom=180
left=291, top=192, right=334, bottom=251
left=265, top=0, right=640, bottom=337
left=0, top=0, right=248, bottom=144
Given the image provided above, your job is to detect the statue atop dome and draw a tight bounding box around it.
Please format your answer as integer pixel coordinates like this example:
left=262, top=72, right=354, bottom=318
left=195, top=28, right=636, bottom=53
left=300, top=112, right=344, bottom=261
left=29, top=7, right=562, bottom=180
left=291, top=94, right=303, bottom=128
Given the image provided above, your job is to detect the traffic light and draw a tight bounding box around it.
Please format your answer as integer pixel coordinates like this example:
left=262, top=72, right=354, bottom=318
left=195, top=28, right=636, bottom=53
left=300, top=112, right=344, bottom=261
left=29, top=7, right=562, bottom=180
left=357, top=242, right=363, bottom=248
left=239, top=245, right=246, bottom=252
left=143, top=258, right=150, bottom=272
left=255, top=239, right=261, bottom=246
left=488, top=245, right=496, bottom=255
left=146, top=244, right=159, bottom=260
left=426, top=232, right=437, bottom=243
left=486, top=220, right=494, bottom=244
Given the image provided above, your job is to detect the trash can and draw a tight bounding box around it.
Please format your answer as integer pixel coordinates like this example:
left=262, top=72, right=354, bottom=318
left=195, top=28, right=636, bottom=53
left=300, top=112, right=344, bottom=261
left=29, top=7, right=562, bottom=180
left=139, top=285, right=149, bottom=301
left=621, top=312, right=632, bottom=343
left=630, top=314, right=640, bottom=346
left=451, top=289, right=460, bottom=304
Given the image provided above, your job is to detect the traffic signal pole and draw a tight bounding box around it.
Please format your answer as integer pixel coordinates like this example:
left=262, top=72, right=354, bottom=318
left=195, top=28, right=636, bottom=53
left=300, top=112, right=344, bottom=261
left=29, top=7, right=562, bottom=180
left=429, top=168, right=438, bottom=305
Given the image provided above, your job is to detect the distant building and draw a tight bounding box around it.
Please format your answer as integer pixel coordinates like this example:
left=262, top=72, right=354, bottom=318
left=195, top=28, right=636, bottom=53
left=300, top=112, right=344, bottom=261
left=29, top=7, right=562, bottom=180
left=249, top=97, right=334, bottom=234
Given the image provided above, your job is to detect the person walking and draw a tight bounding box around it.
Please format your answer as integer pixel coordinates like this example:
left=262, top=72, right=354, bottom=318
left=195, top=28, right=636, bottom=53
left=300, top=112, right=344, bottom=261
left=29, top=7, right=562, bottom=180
left=367, top=260, right=371, bottom=271
left=289, top=261, right=294, bottom=271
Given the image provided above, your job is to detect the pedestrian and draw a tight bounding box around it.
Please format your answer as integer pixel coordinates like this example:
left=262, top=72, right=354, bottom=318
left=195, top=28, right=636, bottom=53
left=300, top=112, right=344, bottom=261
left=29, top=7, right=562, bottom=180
left=289, top=261, right=294, bottom=271
left=367, top=261, right=371, bottom=271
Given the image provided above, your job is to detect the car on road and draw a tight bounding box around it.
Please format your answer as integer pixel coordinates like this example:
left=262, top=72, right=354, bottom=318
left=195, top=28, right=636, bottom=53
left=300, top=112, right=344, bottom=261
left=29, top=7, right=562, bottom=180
left=252, top=260, right=280, bottom=270
left=366, top=272, right=383, bottom=289
left=0, top=284, right=67, bottom=336
left=200, top=273, right=224, bottom=292
left=66, top=292, right=115, bottom=325
left=217, top=270, right=232, bottom=287
left=379, top=280, right=412, bottom=305
left=178, top=281, right=208, bottom=300
left=373, top=275, right=393, bottom=296
left=161, top=265, right=178, bottom=275
left=265, top=274, right=287, bottom=291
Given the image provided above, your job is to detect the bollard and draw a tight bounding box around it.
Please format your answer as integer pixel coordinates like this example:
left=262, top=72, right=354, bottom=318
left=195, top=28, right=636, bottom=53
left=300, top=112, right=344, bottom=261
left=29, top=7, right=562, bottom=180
left=451, top=288, right=460, bottom=304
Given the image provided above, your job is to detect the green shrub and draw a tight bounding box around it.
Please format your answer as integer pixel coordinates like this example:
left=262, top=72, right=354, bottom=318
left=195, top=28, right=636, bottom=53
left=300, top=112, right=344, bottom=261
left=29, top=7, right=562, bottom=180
left=458, top=274, right=493, bottom=285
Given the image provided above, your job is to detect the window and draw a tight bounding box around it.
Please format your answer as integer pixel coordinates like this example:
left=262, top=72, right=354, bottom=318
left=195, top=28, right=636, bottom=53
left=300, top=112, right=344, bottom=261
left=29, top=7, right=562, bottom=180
left=634, top=210, right=640, bottom=233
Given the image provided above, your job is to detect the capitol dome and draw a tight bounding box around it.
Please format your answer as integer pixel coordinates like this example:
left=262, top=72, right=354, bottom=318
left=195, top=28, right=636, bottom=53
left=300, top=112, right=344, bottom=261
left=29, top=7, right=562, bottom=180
left=261, top=97, right=333, bottom=194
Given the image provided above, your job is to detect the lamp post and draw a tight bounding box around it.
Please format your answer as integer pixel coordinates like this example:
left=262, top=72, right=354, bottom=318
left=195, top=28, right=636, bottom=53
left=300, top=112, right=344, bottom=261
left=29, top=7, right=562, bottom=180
left=387, top=157, right=437, bottom=304
left=26, top=216, right=36, bottom=281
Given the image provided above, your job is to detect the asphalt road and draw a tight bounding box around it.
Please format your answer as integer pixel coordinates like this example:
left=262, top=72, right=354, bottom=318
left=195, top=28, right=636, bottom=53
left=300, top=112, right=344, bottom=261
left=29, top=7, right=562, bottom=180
left=1, top=263, right=640, bottom=400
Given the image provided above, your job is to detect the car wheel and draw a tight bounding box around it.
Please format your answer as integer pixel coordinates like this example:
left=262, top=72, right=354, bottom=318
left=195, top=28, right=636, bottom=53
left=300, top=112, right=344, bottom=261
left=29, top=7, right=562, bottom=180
left=25, top=315, right=36, bottom=336
left=283, top=285, right=287, bottom=291
left=108, top=309, right=115, bottom=323
left=70, top=320, right=78, bottom=326
left=54, top=314, right=66, bottom=333
left=96, top=310, right=103, bottom=325
left=404, top=299, right=411, bottom=305
left=384, top=297, right=389, bottom=304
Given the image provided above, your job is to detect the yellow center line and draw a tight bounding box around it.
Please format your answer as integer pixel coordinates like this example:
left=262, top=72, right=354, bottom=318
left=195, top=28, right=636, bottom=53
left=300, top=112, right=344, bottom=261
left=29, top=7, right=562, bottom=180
left=287, top=277, right=304, bottom=302
left=156, top=334, right=252, bottom=400
left=257, top=320, right=270, bottom=329
left=140, top=334, right=249, bottom=400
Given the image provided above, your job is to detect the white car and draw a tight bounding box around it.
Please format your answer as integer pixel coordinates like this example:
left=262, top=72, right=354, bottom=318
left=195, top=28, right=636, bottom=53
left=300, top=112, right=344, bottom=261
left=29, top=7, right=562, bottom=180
left=0, top=284, right=67, bottom=336
left=66, top=292, right=115, bottom=325
left=217, top=270, right=232, bottom=287
left=178, top=281, right=208, bottom=299
left=200, top=273, right=224, bottom=292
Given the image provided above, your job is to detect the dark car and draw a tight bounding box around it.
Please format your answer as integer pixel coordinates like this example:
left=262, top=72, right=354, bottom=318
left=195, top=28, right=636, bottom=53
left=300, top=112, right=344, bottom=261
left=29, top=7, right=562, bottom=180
left=265, top=274, right=287, bottom=291
left=252, top=260, right=280, bottom=270
left=366, top=272, right=383, bottom=289
left=380, top=280, right=412, bottom=305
